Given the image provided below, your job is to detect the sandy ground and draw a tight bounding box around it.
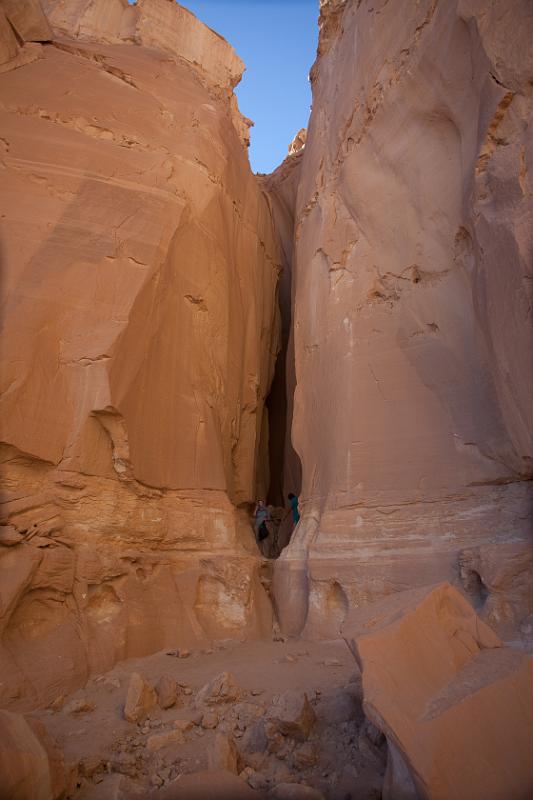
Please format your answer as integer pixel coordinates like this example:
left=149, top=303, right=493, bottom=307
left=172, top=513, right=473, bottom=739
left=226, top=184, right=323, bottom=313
left=35, top=637, right=386, bottom=799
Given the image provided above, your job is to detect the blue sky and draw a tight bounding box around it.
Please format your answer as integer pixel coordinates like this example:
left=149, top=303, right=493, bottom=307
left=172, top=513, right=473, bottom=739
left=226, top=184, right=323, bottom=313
left=129, top=0, right=319, bottom=173
left=182, top=0, right=318, bottom=173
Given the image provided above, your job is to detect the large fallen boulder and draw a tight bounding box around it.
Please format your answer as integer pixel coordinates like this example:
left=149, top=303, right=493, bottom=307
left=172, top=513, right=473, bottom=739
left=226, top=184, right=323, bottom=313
left=343, top=583, right=533, bottom=800
left=0, top=710, right=67, bottom=800
left=196, top=672, right=241, bottom=707
left=208, top=733, right=241, bottom=775
left=123, top=672, right=157, bottom=723
left=156, top=674, right=180, bottom=710
left=0, top=0, right=52, bottom=43
left=265, top=691, right=316, bottom=742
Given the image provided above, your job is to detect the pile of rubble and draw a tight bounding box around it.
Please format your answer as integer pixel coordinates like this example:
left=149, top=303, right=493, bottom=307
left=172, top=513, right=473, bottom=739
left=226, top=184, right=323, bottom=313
left=0, top=658, right=385, bottom=800
left=83, top=667, right=384, bottom=799
left=4, top=583, right=530, bottom=800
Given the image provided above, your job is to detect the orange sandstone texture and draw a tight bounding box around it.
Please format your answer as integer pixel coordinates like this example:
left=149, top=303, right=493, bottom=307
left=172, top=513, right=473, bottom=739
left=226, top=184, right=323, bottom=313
left=344, top=584, right=533, bottom=800
left=0, top=709, right=69, bottom=800
left=0, top=0, right=280, bottom=707
left=274, top=0, right=533, bottom=640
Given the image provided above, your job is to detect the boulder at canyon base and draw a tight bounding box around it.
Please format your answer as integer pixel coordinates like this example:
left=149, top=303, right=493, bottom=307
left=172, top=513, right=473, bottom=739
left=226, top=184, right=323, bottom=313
left=344, top=583, right=533, bottom=800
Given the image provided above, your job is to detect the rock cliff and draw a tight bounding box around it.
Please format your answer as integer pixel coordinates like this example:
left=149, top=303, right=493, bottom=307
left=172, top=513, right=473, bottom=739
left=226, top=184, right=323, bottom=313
left=274, top=0, right=533, bottom=641
left=1, top=0, right=532, bottom=722
left=0, top=0, right=280, bottom=706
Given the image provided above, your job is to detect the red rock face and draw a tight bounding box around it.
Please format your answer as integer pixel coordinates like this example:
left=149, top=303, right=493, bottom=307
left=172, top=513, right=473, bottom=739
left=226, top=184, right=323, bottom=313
left=1, top=0, right=532, bottom=718
left=344, top=584, right=533, bottom=800
left=275, top=0, right=533, bottom=639
left=0, top=0, right=279, bottom=706
left=0, top=709, right=68, bottom=800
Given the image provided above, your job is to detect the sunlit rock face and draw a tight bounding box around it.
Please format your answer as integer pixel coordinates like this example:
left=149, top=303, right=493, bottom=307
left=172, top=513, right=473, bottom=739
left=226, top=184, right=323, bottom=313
left=344, top=584, right=533, bottom=800
left=0, top=0, right=279, bottom=707
left=275, top=0, right=533, bottom=641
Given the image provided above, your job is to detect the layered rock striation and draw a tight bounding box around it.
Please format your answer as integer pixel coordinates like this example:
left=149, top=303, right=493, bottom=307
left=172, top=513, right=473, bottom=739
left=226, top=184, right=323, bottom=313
left=275, top=0, right=533, bottom=640
left=2, top=0, right=533, bottom=717
left=0, top=0, right=280, bottom=706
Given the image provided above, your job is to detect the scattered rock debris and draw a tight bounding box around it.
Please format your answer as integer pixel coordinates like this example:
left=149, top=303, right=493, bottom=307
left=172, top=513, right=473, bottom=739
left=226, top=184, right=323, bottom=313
left=30, top=639, right=385, bottom=799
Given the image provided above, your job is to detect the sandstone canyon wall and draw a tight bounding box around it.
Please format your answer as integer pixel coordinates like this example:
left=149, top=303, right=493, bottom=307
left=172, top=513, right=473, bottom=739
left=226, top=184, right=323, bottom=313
left=0, top=0, right=281, bottom=707
left=275, top=0, right=533, bottom=642
left=2, top=0, right=533, bottom=716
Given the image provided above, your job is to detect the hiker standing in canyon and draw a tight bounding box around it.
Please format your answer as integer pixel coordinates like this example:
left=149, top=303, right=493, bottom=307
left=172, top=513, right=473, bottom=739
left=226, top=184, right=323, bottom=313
left=288, top=492, right=300, bottom=526
left=254, top=500, right=271, bottom=544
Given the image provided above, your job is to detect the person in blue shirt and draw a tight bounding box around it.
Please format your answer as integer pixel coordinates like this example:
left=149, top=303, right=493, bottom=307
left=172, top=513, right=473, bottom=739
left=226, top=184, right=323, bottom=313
left=288, top=492, right=300, bottom=525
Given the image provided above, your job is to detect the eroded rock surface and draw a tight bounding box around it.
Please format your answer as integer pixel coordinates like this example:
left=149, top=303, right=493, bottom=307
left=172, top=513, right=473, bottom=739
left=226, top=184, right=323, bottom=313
left=274, top=0, right=533, bottom=641
left=0, top=709, right=68, bottom=800
left=0, top=0, right=279, bottom=707
left=2, top=16, right=532, bottom=800
left=344, top=583, right=533, bottom=800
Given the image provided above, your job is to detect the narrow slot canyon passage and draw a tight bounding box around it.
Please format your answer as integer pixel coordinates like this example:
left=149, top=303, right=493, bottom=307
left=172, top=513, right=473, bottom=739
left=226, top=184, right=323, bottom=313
left=261, top=293, right=302, bottom=560
left=1, top=1, right=533, bottom=800
left=254, top=151, right=304, bottom=561
left=264, top=257, right=303, bottom=560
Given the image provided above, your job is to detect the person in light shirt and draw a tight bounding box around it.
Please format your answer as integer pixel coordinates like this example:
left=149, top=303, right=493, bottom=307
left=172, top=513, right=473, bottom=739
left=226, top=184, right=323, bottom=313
left=253, top=499, right=271, bottom=542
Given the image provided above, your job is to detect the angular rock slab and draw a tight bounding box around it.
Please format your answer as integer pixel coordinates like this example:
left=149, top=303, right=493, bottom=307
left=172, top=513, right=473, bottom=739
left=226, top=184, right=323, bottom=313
left=123, top=672, right=157, bottom=723
left=156, top=674, right=179, bottom=710
left=0, top=0, right=52, bottom=42
left=343, top=583, right=533, bottom=800
left=0, top=710, right=67, bottom=800
left=196, top=671, right=241, bottom=707
left=208, top=734, right=241, bottom=775
left=265, top=690, right=316, bottom=742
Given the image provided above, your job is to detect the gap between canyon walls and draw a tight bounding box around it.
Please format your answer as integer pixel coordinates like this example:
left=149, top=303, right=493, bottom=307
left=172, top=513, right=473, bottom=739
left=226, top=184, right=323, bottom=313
left=261, top=152, right=304, bottom=513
